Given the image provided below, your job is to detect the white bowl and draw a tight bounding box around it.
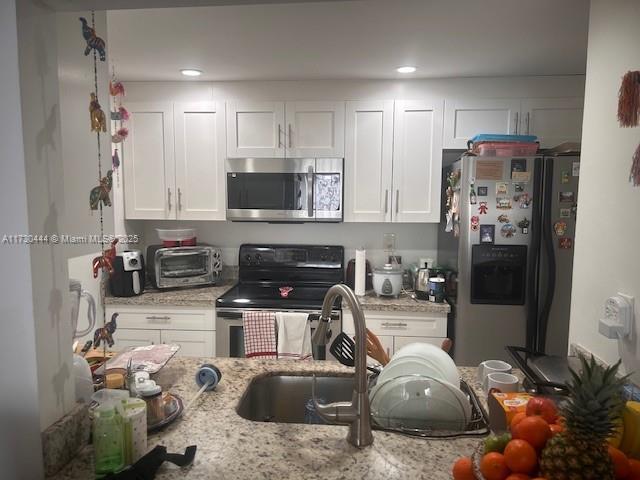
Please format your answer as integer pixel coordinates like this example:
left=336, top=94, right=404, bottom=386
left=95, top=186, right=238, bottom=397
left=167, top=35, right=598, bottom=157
left=392, top=342, right=460, bottom=386
left=370, top=375, right=470, bottom=430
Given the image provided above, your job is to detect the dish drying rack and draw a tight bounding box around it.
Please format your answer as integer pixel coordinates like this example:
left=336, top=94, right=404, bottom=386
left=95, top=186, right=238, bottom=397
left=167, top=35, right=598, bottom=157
left=370, top=378, right=491, bottom=439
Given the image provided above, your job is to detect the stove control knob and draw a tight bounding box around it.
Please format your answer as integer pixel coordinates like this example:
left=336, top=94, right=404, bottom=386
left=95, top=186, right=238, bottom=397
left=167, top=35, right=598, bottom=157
left=244, top=254, right=252, bottom=264
left=255, top=253, right=262, bottom=263
left=320, top=254, right=328, bottom=262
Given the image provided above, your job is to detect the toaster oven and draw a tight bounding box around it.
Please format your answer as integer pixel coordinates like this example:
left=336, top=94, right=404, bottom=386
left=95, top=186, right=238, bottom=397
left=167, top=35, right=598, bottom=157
left=146, top=245, right=222, bottom=289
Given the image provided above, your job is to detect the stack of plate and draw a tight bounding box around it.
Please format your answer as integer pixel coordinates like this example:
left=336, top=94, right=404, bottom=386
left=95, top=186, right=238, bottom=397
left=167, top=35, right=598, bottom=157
left=370, top=342, right=471, bottom=431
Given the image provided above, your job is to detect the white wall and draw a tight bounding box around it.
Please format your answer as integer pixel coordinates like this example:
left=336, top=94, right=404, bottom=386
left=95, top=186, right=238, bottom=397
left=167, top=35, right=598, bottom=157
left=569, top=0, right=640, bottom=379
left=0, top=0, right=44, bottom=477
left=120, top=76, right=585, bottom=267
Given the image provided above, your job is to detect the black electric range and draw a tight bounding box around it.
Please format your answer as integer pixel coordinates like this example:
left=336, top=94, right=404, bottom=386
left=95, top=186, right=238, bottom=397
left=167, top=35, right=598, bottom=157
left=216, top=244, right=345, bottom=311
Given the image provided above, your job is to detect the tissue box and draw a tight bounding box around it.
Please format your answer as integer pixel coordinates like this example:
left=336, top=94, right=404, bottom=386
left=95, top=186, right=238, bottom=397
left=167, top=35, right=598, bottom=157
left=488, top=392, right=533, bottom=433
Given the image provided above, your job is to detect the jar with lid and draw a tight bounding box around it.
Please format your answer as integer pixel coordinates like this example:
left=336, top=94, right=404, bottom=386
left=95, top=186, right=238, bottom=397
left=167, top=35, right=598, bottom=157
left=136, top=380, right=164, bottom=426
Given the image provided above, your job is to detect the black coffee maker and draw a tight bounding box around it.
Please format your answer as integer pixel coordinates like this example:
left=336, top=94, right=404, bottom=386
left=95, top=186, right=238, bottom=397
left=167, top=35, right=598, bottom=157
left=109, top=250, right=145, bottom=297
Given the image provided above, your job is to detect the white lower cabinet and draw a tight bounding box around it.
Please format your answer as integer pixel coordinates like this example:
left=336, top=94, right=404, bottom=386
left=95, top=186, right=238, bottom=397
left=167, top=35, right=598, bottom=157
left=106, top=305, right=215, bottom=357
left=112, top=328, right=161, bottom=351
left=342, top=310, right=447, bottom=357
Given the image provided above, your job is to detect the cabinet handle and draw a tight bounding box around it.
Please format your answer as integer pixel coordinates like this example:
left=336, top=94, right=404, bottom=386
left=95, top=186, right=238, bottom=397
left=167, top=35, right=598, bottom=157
left=395, top=190, right=399, bottom=214
left=525, top=112, right=530, bottom=135
left=513, top=112, right=519, bottom=135
left=278, top=124, right=282, bottom=148
left=381, top=322, right=407, bottom=328
left=384, top=189, right=389, bottom=214
left=167, top=188, right=172, bottom=211
left=146, top=315, right=171, bottom=322
left=288, top=124, right=293, bottom=148
left=178, top=188, right=183, bottom=211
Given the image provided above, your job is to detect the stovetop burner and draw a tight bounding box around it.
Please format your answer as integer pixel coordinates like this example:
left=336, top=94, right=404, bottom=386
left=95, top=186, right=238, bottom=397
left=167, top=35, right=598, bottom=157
left=216, top=244, right=345, bottom=311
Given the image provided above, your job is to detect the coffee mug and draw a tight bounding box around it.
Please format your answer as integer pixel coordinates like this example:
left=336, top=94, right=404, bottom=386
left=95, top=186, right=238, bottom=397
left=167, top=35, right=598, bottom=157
left=477, top=360, right=512, bottom=384
left=483, top=372, right=520, bottom=393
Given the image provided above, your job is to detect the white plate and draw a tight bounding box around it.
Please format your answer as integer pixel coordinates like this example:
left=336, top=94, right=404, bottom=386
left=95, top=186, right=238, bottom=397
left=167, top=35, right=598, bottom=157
left=392, top=342, right=460, bottom=386
left=377, top=355, right=447, bottom=386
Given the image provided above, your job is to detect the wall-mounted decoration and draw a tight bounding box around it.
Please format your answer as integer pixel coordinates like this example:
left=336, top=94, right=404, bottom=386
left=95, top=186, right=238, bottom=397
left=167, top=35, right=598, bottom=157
left=559, top=191, right=575, bottom=203
left=500, top=223, right=516, bottom=238
left=480, top=225, right=495, bottom=244
left=91, top=239, right=118, bottom=278
left=617, top=71, right=640, bottom=128
left=89, top=93, right=107, bottom=133
left=94, top=313, right=118, bottom=348
left=79, top=17, right=106, bottom=61
left=89, top=170, right=113, bottom=210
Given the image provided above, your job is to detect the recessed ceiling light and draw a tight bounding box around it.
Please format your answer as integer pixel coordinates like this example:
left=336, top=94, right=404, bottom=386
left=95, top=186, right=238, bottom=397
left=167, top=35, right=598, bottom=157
left=396, top=66, right=417, bottom=74
left=180, top=69, right=202, bottom=77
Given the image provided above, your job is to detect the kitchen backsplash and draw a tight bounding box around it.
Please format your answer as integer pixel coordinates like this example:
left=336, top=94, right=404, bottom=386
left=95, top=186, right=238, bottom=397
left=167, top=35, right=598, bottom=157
left=126, top=220, right=439, bottom=269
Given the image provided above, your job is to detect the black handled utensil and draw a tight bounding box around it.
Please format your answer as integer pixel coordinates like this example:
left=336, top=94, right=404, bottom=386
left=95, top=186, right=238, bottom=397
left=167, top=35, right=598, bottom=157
left=329, top=333, right=380, bottom=374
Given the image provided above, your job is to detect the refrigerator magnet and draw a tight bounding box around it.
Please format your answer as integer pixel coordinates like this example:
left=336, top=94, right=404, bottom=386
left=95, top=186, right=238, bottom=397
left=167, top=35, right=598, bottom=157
left=500, top=223, right=516, bottom=238
left=512, top=171, right=531, bottom=182
left=497, top=214, right=510, bottom=223
left=496, top=182, right=509, bottom=195
left=477, top=186, right=488, bottom=196
left=561, top=171, right=570, bottom=184
left=480, top=225, right=495, bottom=244
left=510, top=158, right=527, bottom=176
left=514, top=183, right=525, bottom=193
left=470, top=215, right=480, bottom=231
left=559, top=237, right=573, bottom=249
left=518, top=218, right=530, bottom=234
left=519, top=193, right=531, bottom=209
left=559, top=208, right=571, bottom=218
left=469, top=185, right=477, bottom=205
left=559, top=191, right=575, bottom=203
left=496, top=197, right=512, bottom=209
left=572, top=162, right=580, bottom=177
left=478, top=202, right=489, bottom=215
left=554, top=221, right=568, bottom=237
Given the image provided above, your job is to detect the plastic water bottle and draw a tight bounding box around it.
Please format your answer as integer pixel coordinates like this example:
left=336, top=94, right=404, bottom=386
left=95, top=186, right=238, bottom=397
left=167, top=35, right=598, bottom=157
left=93, top=403, right=125, bottom=477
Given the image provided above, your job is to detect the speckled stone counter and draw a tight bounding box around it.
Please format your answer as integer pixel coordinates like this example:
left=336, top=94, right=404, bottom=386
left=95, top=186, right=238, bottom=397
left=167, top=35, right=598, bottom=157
left=347, top=291, right=451, bottom=314
left=51, top=358, right=485, bottom=480
left=104, top=282, right=234, bottom=307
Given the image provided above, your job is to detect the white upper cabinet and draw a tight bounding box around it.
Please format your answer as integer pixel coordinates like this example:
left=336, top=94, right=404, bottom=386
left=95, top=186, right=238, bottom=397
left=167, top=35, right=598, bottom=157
left=443, top=99, right=520, bottom=149
left=285, top=101, right=345, bottom=158
left=344, top=101, right=394, bottom=222
left=174, top=102, right=226, bottom=221
left=226, top=101, right=286, bottom=158
left=520, top=97, right=584, bottom=148
left=123, top=102, right=175, bottom=220
left=392, top=100, right=444, bottom=223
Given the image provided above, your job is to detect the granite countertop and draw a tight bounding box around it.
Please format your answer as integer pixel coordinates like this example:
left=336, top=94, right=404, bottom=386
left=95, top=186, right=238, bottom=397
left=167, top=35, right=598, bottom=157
left=104, top=282, right=234, bottom=307
left=348, top=291, right=452, bottom=314
left=52, top=358, right=486, bottom=480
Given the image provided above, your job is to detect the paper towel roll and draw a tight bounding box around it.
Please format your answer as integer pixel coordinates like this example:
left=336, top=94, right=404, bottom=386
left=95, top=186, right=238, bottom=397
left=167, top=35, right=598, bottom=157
left=354, top=248, right=366, bottom=296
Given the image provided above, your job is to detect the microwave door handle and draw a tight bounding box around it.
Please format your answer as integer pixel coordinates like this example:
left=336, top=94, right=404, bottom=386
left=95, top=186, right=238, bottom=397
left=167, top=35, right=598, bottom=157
left=307, top=167, right=314, bottom=218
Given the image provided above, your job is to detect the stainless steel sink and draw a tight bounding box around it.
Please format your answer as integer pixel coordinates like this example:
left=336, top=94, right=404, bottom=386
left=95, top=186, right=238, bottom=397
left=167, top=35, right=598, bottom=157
left=236, top=374, right=354, bottom=424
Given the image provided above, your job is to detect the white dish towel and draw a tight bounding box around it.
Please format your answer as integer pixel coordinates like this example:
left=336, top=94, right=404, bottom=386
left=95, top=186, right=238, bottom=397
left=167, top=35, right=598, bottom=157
left=276, top=312, right=312, bottom=360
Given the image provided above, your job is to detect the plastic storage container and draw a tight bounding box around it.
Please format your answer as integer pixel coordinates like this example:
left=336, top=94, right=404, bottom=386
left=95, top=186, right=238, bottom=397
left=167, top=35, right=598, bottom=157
left=473, top=141, right=539, bottom=157
left=156, top=228, right=196, bottom=247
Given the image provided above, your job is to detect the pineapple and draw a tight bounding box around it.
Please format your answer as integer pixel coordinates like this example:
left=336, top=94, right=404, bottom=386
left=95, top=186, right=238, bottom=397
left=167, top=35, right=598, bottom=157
left=540, top=354, right=627, bottom=480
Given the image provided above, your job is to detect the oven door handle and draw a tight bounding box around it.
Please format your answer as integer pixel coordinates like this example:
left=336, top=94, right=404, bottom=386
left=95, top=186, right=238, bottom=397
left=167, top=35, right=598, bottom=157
left=306, top=167, right=314, bottom=218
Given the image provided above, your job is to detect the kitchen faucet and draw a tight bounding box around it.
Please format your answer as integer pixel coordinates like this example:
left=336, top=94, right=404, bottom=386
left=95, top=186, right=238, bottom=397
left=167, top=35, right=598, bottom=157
left=311, top=284, right=373, bottom=448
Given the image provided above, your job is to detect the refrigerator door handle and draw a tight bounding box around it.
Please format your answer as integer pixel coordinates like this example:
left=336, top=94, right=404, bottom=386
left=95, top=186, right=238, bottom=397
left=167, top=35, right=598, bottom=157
left=526, top=159, right=544, bottom=352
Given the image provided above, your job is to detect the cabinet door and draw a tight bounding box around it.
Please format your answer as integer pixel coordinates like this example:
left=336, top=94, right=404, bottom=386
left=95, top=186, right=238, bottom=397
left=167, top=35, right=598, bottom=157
left=344, top=101, right=394, bottom=222
left=443, top=99, right=521, bottom=149
left=226, top=101, right=285, bottom=158
left=123, top=102, right=175, bottom=219
left=174, top=102, right=226, bottom=220
left=520, top=97, right=584, bottom=148
left=161, top=330, right=215, bottom=357
left=105, top=306, right=215, bottom=331
left=392, top=100, right=444, bottom=223
left=112, top=328, right=161, bottom=351
left=285, top=101, right=345, bottom=157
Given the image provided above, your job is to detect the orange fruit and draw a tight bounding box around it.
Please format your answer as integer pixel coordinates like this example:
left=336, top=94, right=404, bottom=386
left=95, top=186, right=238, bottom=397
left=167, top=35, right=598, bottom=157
left=506, top=474, right=531, bottom=480
left=480, top=452, right=510, bottom=480
left=512, top=416, right=551, bottom=449
left=511, top=412, right=527, bottom=431
left=609, top=446, right=631, bottom=479
left=504, top=439, right=538, bottom=474
left=452, top=456, right=477, bottom=480
left=629, top=458, right=640, bottom=478
left=549, top=423, right=564, bottom=436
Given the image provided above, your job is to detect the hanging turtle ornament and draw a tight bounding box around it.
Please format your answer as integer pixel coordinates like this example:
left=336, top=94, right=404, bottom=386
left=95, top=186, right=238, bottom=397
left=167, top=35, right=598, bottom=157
left=89, top=170, right=113, bottom=210
left=89, top=93, right=107, bottom=133
left=79, top=17, right=106, bottom=61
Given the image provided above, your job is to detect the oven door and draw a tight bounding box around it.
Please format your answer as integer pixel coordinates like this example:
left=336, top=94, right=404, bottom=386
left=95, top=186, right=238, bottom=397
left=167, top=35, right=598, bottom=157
left=215, top=309, right=341, bottom=360
left=226, top=158, right=315, bottom=222
left=156, top=247, right=216, bottom=288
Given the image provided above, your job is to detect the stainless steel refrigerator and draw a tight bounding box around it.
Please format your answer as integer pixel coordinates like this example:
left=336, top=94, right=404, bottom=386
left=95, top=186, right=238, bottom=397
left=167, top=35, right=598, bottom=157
left=438, top=154, right=580, bottom=365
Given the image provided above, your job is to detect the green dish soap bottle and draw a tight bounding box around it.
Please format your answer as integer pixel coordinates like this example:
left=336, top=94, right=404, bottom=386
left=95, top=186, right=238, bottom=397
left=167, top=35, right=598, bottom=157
left=93, top=402, right=125, bottom=477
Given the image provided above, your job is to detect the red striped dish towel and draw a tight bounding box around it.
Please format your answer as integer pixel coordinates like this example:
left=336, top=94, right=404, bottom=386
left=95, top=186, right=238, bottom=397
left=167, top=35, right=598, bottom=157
left=242, top=311, right=277, bottom=359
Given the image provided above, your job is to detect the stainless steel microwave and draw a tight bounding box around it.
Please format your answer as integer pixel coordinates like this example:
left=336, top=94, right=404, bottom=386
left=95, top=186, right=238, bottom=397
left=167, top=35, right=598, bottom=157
left=225, top=158, right=343, bottom=222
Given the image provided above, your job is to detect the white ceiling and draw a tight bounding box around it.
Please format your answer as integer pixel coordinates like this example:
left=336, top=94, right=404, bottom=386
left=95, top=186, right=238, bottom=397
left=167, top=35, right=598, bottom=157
left=106, top=0, right=590, bottom=81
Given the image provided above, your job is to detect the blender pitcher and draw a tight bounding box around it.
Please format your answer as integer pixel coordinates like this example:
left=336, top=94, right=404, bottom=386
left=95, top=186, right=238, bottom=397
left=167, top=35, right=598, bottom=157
left=69, top=278, right=96, bottom=339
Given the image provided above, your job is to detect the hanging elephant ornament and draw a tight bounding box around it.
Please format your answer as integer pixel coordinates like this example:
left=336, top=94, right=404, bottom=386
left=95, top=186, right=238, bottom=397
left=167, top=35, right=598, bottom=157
left=111, top=127, right=129, bottom=144
left=89, top=93, right=107, bottom=133
left=109, top=80, right=125, bottom=97
left=91, top=239, right=118, bottom=279
left=112, top=149, right=120, bottom=170
left=89, top=170, right=113, bottom=210
left=94, top=313, right=118, bottom=348
left=79, top=17, right=106, bottom=61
